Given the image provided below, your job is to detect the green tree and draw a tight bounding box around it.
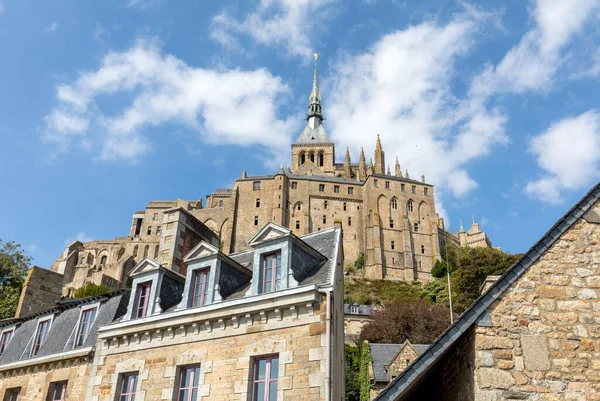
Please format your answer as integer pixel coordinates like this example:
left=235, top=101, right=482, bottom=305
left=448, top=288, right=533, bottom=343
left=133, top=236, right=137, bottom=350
left=358, top=340, right=371, bottom=401
left=72, top=283, right=110, bottom=299
left=0, top=239, right=32, bottom=319
left=354, top=252, right=365, bottom=270
left=345, top=344, right=361, bottom=401
left=451, top=247, right=521, bottom=313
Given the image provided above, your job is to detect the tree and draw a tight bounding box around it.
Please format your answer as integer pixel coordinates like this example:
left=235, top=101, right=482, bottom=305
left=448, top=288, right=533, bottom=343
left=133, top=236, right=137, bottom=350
left=451, top=247, right=522, bottom=313
left=345, top=344, right=361, bottom=401
left=358, top=341, right=371, bottom=401
left=360, top=300, right=451, bottom=344
left=72, top=283, right=110, bottom=299
left=0, top=239, right=32, bottom=319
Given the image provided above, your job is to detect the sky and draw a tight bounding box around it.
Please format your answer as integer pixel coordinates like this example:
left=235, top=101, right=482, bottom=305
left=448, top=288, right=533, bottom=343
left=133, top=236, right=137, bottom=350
left=1, top=0, right=600, bottom=268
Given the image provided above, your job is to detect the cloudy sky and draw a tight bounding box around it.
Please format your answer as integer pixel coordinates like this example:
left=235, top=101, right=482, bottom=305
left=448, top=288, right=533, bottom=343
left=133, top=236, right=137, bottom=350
left=1, top=0, right=600, bottom=266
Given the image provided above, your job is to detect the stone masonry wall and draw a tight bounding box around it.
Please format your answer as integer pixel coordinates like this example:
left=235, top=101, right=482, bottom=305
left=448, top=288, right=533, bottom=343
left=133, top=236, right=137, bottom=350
left=474, top=202, right=600, bottom=401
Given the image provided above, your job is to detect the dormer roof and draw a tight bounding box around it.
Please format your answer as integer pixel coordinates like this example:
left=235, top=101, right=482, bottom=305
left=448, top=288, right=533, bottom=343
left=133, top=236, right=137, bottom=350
left=248, top=222, right=292, bottom=246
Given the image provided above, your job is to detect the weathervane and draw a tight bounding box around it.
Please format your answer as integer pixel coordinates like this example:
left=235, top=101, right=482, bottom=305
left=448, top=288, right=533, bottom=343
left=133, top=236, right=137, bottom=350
left=313, top=53, right=319, bottom=61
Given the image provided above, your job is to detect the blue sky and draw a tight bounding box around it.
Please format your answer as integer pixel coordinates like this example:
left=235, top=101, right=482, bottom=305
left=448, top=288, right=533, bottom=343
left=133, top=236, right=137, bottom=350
left=1, top=0, right=600, bottom=267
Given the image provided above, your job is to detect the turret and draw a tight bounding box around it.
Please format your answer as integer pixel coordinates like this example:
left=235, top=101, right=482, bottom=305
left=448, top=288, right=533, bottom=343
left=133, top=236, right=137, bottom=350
left=374, top=135, right=385, bottom=175
left=344, top=147, right=353, bottom=178
left=395, top=157, right=402, bottom=177
left=359, top=147, right=367, bottom=180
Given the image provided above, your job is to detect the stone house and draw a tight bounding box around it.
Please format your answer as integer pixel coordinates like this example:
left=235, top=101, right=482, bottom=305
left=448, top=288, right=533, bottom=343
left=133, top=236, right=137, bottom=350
left=2, top=221, right=345, bottom=401
left=344, top=303, right=374, bottom=344
left=369, top=341, right=429, bottom=399
left=0, top=290, right=129, bottom=401
left=374, top=181, right=600, bottom=400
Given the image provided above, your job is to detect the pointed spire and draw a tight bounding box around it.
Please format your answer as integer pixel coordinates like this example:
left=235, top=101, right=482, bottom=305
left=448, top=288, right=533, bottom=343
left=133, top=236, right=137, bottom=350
left=359, top=147, right=367, bottom=179
left=307, top=53, right=323, bottom=124
left=472, top=214, right=476, bottom=225
left=459, top=219, right=465, bottom=233
left=395, top=157, right=402, bottom=177
left=405, top=169, right=409, bottom=179
left=374, top=134, right=385, bottom=175
left=344, top=147, right=352, bottom=178
left=387, top=165, right=391, bottom=175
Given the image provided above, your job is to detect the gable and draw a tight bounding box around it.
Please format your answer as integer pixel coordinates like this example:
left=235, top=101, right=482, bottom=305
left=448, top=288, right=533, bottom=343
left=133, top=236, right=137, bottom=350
left=183, top=241, right=219, bottom=262
left=247, top=222, right=291, bottom=246
left=128, top=258, right=161, bottom=277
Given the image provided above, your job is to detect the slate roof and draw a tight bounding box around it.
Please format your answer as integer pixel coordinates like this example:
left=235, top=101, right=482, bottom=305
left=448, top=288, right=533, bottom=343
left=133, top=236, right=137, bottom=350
left=344, top=303, right=375, bottom=316
left=0, top=290, right=129, bottom=366
left=374, top=181, right=600, bottom=401
left=293, top=122, right=333, bottom=145
left=370, top=343, right=430, bottom=382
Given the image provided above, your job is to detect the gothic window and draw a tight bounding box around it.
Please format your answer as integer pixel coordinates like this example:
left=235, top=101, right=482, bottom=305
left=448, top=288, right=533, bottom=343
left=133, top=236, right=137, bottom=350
left=300, top=152, right=306, bottom=165
left=100, top=255, right=107, bottom=265
left=309, top=152, right=315, bottom=163
left=391, top=198, right=398, bottom=209
left=407, top=200, right=414, bottom=213
left=318, top=152, right=324, bottom=166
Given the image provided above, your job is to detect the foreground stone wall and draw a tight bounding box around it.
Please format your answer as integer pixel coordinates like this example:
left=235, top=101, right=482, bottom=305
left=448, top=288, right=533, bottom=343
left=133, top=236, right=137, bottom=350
left=474, top=203, right=600, bottom=401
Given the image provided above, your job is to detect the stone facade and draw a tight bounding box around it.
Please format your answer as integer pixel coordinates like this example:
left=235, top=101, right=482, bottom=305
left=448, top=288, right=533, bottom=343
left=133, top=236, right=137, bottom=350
left=15, top=266, right=63, bottom=318
left=344, top=303, right=374, bottom=344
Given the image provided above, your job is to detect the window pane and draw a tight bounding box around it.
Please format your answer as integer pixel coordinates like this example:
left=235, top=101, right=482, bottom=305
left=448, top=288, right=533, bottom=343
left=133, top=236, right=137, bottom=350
left=191, top=388, right=198, bottom=401
left=179, top=389, right=189, bottom=401
left=193, top=367, right=200, bottom=386
left=256, top=359, right=267, bottom=380
left=270, top=358, right=279, bottom=379
left=184, top=368, right=192, bottom=387
left=268, top=381, right=278, bottom=401
left=254, top=382, right=265, bottom=401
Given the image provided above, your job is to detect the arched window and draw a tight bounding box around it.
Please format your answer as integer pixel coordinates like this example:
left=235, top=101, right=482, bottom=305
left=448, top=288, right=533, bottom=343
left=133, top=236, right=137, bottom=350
left=309, top=152, right=315, bottom=163
left=133, top=245, right=138, bottom=258
left=407, top=200, right=414, bottom=212
left=100, top=255, right=107, bottom=265
left=218, top=200, right=223, bottom=207
left=144, top=245, right=149, bottom=258
left=154, top=245, right=159, bottom=258
left=318, top=152, right=324, bottom=167
left=391, top=198, right=398, bottom=210
left=300, top=152, right=306, bottom=165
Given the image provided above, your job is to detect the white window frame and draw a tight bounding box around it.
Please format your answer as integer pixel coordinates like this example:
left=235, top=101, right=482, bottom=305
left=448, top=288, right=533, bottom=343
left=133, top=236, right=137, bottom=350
left=0, top=325, right=16, bottom=355
left=30, top=315, right=54, bottom=358
left=72, top=302, right=100, bottom=349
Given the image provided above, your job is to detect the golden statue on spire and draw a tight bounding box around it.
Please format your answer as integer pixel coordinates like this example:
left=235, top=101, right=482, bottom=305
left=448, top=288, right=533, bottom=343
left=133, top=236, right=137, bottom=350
left=313, top=53, right=320, bottom=61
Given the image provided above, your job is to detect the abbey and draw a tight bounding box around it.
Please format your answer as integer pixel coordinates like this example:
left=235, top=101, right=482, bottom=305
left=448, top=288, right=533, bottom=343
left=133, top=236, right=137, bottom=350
left=46, top=56, right=492, bottom=298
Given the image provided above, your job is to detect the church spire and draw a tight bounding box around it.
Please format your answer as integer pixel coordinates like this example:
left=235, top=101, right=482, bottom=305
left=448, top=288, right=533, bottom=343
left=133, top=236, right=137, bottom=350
left=344, top=147, right=352, bottom=178
left=307, top=53, right=323, bottom=125
left=374, top=135, right=385, bottom=175
left=359, top=147, right=367, bottom=180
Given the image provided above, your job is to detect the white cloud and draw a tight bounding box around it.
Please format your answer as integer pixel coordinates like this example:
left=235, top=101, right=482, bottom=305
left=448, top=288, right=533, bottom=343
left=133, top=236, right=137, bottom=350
left=44, top=40, right=296, bottom=162
left=46, top=22, right=58, bottom=33
left=525, top=110, right=600, bottom=203
left=327, top=18, right=508, bottom=200
left=210, top=0, right=339, bottom=59
left=471, top=0, right=600, bottom=95
left=64, top=232, right=94, bottom=246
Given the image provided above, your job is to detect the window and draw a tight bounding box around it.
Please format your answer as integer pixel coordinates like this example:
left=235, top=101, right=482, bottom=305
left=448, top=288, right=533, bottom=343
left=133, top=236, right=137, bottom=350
left=253, top=181, right=261, bottom=190
left=421, top=245, right=425, bottom=254
left=291, top=182, right=297, bottom=190
left=348, top=187, right=354, bottom=195
left=407, top=200, right=414, bottom=212
left=147, top=226, right=152, bottom=235
left=389, top=219, right=394, bottom=228
left=76, top=307, right=97, bottom=347
left=133, top=245, right=139, bottom=257
left=296, top=203, right=302, bottom=211
left=117, top=373, right=138, bottom=401
left=252, top=356, right=279, bottom=401
left=260, top=253, right=282, bottom=294
left=319, top=184, right=325, bottom=192
left=401, top=184, right=405, bottom=192
left=334, top=185, right=340, bottom=193
left=165, top=235, right=173, bottom=244
left=412, top=185, right=416, bottom=194
left=0, top=330, right=13, bottom=355
left=100, top=255, right=107, bottom=265
left=391, top=241, right=395, bottom=250
left=254, top=216, right=259, bottom=226
left=218, top=200, right=224, bottom=207
left=192, top=270, right=210, bottom=307
left=392, top=257, right=395, bottom=264
left=156, top=226, right=162, bottom=235
left=385, top=181, right=390, bottom=189
left=323, top=215, right=327, bottom=224
left=32, top=318, right=51, bottom=357
left=350, top=305, right=359, bottom=314
left=295, top=220, right=300, bottom=230
left=374, top=179, right=379, bottom=188
left=134, top=282, right=152, bottom=318
left=348, top=217, right=352, bottom=226
left=310, top=153, right=315, bottom=163
left=343, top=202, right=347, bottom=211
left=3, top=388, right=20, bottom=401
left=144, top=245, right=149, bottom=258
left=318, top=153, right=324, bottom=167
left=48, top=382, right=67, bottom=401
left=256, top=198, right=261, bottom=208
left=154, top=245, right=159, bottom=258
left=176, top=366, right=201, bottom=401
left=424, top=187, right=429, bottom=195
left=324, top=200, right=328, bottom=209
left=391, top=198, right=398, bottom=209
left=153, top=213, right=159, bottom=221
left=414, top=223, right=419, bottom=232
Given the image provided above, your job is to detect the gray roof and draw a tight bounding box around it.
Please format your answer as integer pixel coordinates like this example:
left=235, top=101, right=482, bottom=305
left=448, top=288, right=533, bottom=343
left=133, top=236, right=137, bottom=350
left=375, top=181, right=600, bottom=400
left=0, top=291, right=129, bottom=365
left=370, top=343, right=429, bottom=382
left=293, top=122, right=333, bottom=145
left=344, top=303, right=375, bottom=316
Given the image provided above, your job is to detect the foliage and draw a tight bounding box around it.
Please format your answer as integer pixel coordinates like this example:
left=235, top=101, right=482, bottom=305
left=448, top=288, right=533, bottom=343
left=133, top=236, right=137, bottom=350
left=73, top=283, right=111, bottom=299
left=451, top=247, right=522, bottom=313
left=358, top=340, right=371, bottom=401
left=345, top=344, right=361, bottom=401
left=420, top=278, right=449, bottom=305
left=0, top=239, right=32, bottom=319
left=344, top=279, right=423, bottom=306
left=354, top=252, right=365, bottom=270
left=431, top=259, right=450, bottom=278
left=361, top=300, right=451, bottom=344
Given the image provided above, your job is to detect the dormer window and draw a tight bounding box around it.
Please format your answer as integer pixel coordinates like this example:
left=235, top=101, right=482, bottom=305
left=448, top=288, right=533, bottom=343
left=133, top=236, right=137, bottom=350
left=134, top=281, right=152, bottom=318
left=192, top=269, right=210, bottom=307
left=0, top=329, right=13, bottom=355
left=32, top=318, right=51, bottom=357
left=260, top=252, right=282, bottom=294
left=351, top=305, right=359, bottom=314
left=76, top=307, right=97, bottom=347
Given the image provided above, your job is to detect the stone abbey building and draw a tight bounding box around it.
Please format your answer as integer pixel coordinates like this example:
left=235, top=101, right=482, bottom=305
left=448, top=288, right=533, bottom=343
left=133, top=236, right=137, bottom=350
left=47, top=55, right=491, bottom=296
